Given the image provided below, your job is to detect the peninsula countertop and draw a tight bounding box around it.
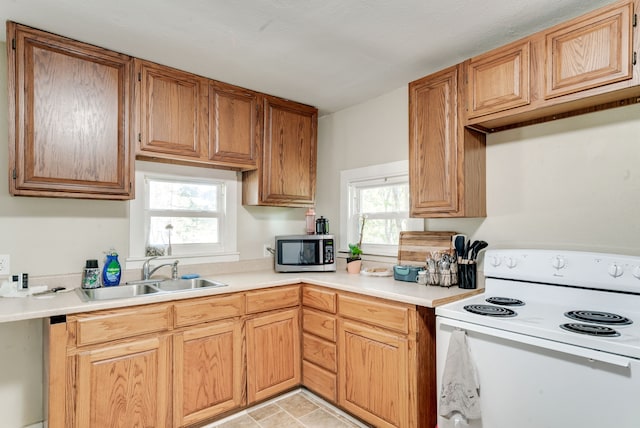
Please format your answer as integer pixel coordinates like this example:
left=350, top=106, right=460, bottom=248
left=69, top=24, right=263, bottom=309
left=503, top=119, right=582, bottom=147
left=0, top=268, right=483, bottom=323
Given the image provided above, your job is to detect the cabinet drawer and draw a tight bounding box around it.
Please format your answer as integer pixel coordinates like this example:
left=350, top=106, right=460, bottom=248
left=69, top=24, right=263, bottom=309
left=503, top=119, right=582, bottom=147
left=303, top=333, right=337, bottom=372
left=338, top=294, right=412, bottom=334
left=174, top=293, right=244, bottom=327
left=303, top=360, right=337, bottom=403
left=246, top=285, right=300, bottom=314
left=302, top=309, right=336, bottom=342
left=302, top=285, right=336, bottom=313
left=74, top=304, right=171, bottom=346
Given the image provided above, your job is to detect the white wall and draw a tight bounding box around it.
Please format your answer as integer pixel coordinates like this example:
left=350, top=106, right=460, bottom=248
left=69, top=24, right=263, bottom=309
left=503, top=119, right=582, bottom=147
left=317, top=85, right=640, bottom=257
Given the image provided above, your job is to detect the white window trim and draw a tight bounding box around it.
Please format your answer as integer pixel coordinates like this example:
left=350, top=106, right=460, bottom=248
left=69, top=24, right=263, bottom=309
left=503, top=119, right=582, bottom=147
left=128, top=161, right=239, bottom=269
left=339, top=160, right=423, bottom=257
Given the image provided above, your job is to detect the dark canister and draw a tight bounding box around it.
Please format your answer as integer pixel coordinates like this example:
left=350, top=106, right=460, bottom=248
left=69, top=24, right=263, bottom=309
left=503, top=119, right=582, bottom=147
left=315, top=216, right=329, bottom=234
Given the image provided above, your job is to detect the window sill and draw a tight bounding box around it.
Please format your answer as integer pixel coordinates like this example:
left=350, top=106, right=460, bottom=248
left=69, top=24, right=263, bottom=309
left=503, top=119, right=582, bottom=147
left=337, top=251, right=397, bottom=264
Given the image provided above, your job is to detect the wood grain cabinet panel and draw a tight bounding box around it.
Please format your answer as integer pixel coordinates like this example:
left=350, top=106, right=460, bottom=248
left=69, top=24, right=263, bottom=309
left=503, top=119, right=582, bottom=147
left=467, top=41, right=531, bottom=118
left=302, top=332, right=337, bottom=372
left=302, top=360, right=337, bottom=402
left=173, top=321, right=244, bottom=427
left=174, top=293, right=244, bottom=328
left=73, top=304, right=171, bottom=346
left=245, top=285, right=300, bottom=314
left=209, top=81, right=260, bottom=168
left=338, top=319, right=410, bottom=428
left=545, top=1, right=634, bottom=99
left=135, top=59, right=207, bottom=159
left=246, top=308, right=301, bottom=403
left=302, top=285, right=337, bottom=313
left=74, top=335, right=171, bottom=428
left=7, top=22, right=133, bottom=199
left=409, top=65, right=486, bottom=218
left=302, top=308, right=336, bottom=341
left=243, top=96, right=318, bottom=207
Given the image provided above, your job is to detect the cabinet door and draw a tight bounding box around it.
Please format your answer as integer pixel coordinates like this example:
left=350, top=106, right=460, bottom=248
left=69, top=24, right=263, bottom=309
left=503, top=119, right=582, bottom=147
left=467, top=41, right=531, bottom=118
left=136, top=59, right=207, bottom=158
left=74, top=335, right=170, bottom=428
left=409, top=66, right=459, bottom=215
left=173, top=321, right=244, bottom=427
left=209, top=81, right=260, bottom=169
left=243, top=96, right=318, bottom=207
left=246, top=308, right=301, bottom=403
left=338, top=320, right=410, bottom=428
left=545, top=1, right=633, bottom=99
left=8, top=22, right=133, bottom=199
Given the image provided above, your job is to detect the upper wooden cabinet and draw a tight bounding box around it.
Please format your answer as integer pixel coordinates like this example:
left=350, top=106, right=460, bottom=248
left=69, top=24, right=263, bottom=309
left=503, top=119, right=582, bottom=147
left=7, top=22, right=134, bottom=199
left=209, top=81, right=260, bottom=168
left=135, top=59, right=207, bottom=159
left=466, top=0, right=640, bottom=131
left=409, top=65, right=486, bottom=218
left=242, top=96, right=318, bottom=207
left=467, top=41, right=531, bottom=118
left=134, top=60, right=264, bottom=170
left=545, top=1, right=634, bottom=99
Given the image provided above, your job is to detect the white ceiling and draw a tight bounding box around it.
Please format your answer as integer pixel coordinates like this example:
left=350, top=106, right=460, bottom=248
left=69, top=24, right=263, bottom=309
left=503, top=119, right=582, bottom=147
left=1, top=0, right=615, bottom=115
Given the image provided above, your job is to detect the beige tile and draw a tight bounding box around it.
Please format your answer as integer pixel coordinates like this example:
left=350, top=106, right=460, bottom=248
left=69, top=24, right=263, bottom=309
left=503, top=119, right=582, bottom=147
left=298, top=408, right=352, bottom=428
left=258, top=410, right=305, bottom=428
left=248, top=403, right=280, bottom=421
left=276, top=392, right=319, bottom=418
left=215, top=414, right=261, bottom=428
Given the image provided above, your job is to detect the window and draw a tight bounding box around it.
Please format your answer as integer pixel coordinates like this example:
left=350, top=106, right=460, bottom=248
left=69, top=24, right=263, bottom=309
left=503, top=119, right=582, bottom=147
left=129, top=161, right=238, bottom=266
left=340, top=161, right=422, bottom=257
left=146, top=178, right=224, bottom=254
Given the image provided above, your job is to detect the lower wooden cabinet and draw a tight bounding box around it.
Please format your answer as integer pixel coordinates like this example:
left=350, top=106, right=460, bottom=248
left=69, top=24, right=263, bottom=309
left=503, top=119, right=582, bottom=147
left=74, top=335, right=171, bottom=428
left=339, top=320, right=411, bottom=428
left=173, top=320, right=244, bottom=427
left=246, top=308, right=301, bottom=403
left=47, top=284, right=437, bottom=428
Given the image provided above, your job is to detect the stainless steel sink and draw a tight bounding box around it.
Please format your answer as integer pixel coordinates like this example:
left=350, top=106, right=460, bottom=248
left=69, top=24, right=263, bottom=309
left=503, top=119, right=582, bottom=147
left=77, top=278, right=228, bottom=301
left=153, top=278, right=228, bottom=292
left=77, top=283, right=161, bottom=301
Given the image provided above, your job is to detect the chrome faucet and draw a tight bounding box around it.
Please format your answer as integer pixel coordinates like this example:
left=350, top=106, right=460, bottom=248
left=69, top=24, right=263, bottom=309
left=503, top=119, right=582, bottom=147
left=142, top=257, right=179, bottom=280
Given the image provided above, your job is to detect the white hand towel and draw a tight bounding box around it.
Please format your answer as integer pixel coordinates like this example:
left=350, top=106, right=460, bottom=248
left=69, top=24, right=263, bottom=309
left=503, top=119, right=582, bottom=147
left=439, top=329, right=481, bottom=421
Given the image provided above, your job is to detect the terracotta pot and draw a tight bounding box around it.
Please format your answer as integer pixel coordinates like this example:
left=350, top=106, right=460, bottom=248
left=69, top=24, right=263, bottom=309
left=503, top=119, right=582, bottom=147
left=346, top=259, right=362, bottom=274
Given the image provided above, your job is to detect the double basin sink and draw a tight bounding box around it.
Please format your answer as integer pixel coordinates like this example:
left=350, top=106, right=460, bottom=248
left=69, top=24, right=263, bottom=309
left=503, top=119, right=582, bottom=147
left=77, top=278, right=228, bottom=302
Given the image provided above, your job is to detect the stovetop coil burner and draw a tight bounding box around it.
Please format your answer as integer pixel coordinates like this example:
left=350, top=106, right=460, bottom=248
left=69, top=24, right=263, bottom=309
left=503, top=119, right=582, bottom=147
left=560, top=323, right=620, bottom=337
left=485, top=296, right=525, bottom=306
left=564, top=310, right=632, bottom=325
left=464, top=304, right=517, bottom=317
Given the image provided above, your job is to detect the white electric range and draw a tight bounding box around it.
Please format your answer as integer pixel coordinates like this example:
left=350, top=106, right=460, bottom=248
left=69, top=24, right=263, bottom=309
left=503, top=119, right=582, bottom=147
left=436, top=249, right=640, bottom=428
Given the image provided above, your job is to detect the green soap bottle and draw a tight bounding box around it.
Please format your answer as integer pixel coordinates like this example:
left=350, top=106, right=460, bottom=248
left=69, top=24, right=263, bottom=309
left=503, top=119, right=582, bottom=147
left=102, top=251, right=121, bottom=287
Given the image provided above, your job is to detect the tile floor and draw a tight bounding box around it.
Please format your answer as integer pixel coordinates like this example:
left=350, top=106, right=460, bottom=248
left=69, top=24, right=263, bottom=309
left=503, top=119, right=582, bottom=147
left=204, top=389, right=370, bottom=428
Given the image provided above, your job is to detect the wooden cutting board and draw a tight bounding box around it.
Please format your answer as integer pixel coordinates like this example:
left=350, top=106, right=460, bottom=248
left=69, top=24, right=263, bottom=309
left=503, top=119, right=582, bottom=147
left=397, top=231, right=456, bottom=266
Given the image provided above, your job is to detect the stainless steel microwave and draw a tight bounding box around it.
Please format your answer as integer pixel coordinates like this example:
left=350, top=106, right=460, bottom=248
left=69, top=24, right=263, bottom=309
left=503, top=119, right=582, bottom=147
left=275, top=234, right=336, bottom=272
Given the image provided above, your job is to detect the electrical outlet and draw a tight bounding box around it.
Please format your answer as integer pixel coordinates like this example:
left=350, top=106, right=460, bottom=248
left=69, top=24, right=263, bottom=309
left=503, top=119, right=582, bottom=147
left=0, top=255, right=10, bottom=276
left=263, top=244, right=272, bottom=257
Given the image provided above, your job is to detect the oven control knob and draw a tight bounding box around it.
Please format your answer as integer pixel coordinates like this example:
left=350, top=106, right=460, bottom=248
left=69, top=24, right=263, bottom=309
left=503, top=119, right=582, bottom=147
left=489, top=256, right=501, bottom=267
left=632, top=266, right=640, bottom=279
left=608, top=263, right=624, bottom=278
left=505, top=257, right=517, bottom=269
left=551, top=256, right=566, bottom=270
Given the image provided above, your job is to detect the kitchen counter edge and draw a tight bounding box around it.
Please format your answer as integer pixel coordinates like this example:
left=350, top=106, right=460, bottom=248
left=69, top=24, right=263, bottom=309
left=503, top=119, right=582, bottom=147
left=0, top=270, right=483, bottom=323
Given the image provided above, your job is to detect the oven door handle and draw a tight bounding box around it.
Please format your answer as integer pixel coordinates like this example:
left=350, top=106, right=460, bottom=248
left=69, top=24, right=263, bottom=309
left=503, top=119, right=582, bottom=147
left=439, top=317, right=632, bottom=368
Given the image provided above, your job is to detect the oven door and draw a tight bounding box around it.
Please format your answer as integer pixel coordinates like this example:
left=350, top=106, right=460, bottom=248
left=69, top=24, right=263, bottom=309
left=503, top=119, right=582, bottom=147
left=276, top=238, right=322, bottom=270
left=436, top=317, right=640, bottom=428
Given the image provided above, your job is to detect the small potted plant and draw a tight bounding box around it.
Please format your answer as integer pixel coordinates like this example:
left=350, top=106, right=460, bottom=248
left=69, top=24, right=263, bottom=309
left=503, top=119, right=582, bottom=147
left=346, top=216, right=366, bottom=274
left=346, top=243, right=363, bottom=274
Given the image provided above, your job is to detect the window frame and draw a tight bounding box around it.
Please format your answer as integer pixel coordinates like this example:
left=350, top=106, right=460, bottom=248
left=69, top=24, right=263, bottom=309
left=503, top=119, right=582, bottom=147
left=339, top=160, right=423, bottom=257
left=128, top=161, right=239, bottom=269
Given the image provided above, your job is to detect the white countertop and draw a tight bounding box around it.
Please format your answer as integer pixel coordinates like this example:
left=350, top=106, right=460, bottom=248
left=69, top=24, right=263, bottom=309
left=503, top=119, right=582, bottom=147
left=0, top=269, right=483, bottom=323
